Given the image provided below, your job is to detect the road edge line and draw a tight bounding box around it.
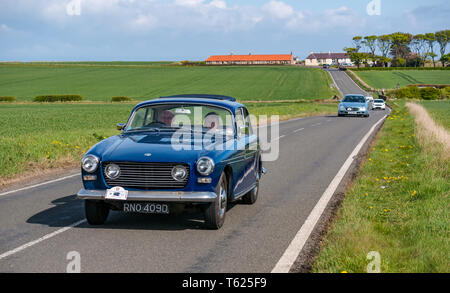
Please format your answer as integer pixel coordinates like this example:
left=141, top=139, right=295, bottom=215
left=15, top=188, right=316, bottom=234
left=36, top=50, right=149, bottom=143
left=271, top=114, right=387, bottom=273
left=0, top=219, right=87, bottom=261
left=0, top=173, right=81, bottom=197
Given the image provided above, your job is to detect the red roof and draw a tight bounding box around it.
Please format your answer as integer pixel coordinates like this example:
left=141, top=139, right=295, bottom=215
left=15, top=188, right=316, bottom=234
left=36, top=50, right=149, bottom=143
left=306, top=53, right=349, bottom=60
left=206, top=54, right=292, bottom=62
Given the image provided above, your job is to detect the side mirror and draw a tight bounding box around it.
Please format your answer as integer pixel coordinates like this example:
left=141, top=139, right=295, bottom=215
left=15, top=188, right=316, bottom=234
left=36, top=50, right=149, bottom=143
left=117, top=123, right=125, bottom=131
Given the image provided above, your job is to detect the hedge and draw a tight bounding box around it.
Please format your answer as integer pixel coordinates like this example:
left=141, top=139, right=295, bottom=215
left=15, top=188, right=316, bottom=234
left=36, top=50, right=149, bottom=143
left=111, top=96, right=132, bottom=102
left=388, top=86, right=447, bottom=100
left=0, top=96, right=16, bottom=102
left=34, top=95, right=83, bottom=102
left=352, top=67, right=450, bottom=71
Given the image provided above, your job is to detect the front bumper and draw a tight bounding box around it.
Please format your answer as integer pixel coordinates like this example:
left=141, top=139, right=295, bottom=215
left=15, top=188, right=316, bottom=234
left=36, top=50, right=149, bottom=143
left=77, top=189, right=217, bottom=203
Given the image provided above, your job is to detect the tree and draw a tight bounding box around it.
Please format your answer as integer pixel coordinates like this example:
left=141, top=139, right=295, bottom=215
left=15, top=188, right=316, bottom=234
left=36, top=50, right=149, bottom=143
left=353, top=36, right=363, bottom=52
left=441, top=53, right=450, bottom=67
left=390, top=32, right=413, bottom=60
left=411, top=34, right=427, bottom=67
left=363, top=35, right=378, bottom=56
left=377, top=35, right=392, bottom=67
left=424, top=33, right=437, bottom=67
left=435, top=30, right=450, bottom=59
left=425, top=52, right=438, bottom=67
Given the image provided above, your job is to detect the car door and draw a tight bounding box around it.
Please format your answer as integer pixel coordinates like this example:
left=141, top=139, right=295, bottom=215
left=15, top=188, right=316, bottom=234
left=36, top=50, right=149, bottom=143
left=241, top=107, right=259, bottom=190
left=231, top=107, right=258, bottom=197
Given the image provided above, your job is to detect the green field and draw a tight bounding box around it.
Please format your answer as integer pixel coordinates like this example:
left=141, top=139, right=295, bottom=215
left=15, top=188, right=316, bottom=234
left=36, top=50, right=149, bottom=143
left=0, top=64, right=335, bottom=101
left=420, top=100, right=450, bottom=130
left=313, top=102, right=449, bottom=273
left=354, top=70, right=450, bottom=89
left=0, top=102, right=336, bottom=182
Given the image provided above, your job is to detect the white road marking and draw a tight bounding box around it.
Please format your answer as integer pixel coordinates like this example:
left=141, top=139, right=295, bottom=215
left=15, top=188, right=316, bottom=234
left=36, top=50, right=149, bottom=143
left=273, top=135, right=286, bottom=141
left=0, top=173, right=81, bottom=198
left=311, top=123, right=321, bottom=127
left=294, top=128, right=305, bottom=133
left=326, top=70, right=343, bottom=97
left=0, top=219, right=87, bottom=261
left=271, top=114, right=387, bottom=273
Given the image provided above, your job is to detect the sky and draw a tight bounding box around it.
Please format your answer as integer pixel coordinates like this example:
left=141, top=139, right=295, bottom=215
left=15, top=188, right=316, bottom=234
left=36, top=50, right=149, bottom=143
left=0, top=0, right=449, bottom=61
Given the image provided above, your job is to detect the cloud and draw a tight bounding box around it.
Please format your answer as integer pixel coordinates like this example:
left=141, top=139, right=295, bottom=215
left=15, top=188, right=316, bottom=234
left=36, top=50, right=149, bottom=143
left=210, top=0, right=226, bottom=9
left=262, top=0, right=294, bottom=19
left=0, top=24, right=11, bottom=32
left=174, top=0, right=205, bottom=6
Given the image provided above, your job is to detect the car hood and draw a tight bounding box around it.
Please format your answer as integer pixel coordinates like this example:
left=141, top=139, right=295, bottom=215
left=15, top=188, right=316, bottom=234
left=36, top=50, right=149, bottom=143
left=97, top=131, right=229, bottom=163
left=340, top=102, right=367, bottom=108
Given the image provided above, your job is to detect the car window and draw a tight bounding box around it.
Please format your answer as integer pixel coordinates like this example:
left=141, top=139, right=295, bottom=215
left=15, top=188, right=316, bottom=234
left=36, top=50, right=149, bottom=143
left=129, top=108, right=154, bottom=129
left=374, top=99, right=384, bottom=103
left=127, top=104, right=234, bottom=135
left=235, top=108, right=246, bottom=137
left=243, top=107, right=253, bottom=136
left=343, top=96, right=366, bottom=103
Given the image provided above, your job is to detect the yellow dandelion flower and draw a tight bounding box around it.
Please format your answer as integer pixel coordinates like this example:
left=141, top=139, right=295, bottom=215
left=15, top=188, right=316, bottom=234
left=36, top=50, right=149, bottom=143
left=341, top=270, right=348, bottom=274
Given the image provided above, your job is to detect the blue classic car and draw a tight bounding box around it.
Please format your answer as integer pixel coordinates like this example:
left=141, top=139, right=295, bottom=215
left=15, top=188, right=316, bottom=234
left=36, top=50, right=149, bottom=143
left=77, top=94, right=263, bottom=229
left=338, top=94, right=370, bottom=117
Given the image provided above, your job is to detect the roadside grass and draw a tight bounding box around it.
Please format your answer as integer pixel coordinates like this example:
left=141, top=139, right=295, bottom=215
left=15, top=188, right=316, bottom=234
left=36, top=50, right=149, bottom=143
left=312, top=101, right=449, bottom=273
left=0, top=102, right=336, bottom=184
left=0, top=64, right=335, bottom=101
left=354, top=70, right=450, bottom=89
left=420, top=100, right=450, bottom=130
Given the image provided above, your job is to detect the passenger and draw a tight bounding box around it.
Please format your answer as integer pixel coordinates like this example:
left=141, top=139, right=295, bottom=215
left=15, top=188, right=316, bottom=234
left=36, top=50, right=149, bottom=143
left=204, top=112, right=220, bottom=130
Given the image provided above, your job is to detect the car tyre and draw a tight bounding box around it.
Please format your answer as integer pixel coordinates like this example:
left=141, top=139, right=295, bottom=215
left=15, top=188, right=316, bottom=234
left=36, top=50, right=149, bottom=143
left=204, top=172, right=227, bottom=230
left=85, top=200, right=110, bottom=225
left=242, top=160, right=260, bottom=205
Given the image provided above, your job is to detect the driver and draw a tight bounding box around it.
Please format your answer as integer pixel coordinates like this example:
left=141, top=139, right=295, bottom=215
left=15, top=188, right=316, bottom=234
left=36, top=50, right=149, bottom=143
left=204, top=112, right=220, bottom=130
left=160, top=110, right=175, bottom=126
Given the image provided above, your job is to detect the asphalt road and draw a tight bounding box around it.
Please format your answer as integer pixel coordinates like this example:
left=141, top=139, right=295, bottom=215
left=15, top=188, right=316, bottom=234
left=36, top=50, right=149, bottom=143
left=0, top=72, right=388, bottom=273
left=328, top=68, right=368, bottom=96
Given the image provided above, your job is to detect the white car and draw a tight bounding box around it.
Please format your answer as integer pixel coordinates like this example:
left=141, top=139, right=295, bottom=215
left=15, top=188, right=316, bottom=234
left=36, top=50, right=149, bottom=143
left=372, top=99, right=386, bottom=110
left=365, top=96, right=374, bottom=103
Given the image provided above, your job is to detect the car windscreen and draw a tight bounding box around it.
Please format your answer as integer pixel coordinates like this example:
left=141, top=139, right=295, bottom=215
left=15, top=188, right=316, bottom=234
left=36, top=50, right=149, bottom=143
left=126, top=103, right=235, bottom=135
left=374, top=99, right=384, bottom=103
left=343, top=96, right=366, bottom=103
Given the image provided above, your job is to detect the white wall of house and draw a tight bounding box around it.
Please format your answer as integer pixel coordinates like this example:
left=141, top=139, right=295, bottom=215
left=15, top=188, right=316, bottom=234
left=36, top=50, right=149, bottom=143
left=305, top=57, right=352, bottom=66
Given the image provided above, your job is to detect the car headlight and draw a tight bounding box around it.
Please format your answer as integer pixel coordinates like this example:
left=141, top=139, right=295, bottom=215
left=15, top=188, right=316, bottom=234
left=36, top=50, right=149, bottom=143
left=196, top=157, right=215, bottom=176
left=172, top=165, right=188, bottom=181
left=105, top=163, right=121, bottom=179
left=339, top=105, right=345, bottom=110
left=360, top=107, right=366, bottom=111
left=82, top=155, right=99, bottom=173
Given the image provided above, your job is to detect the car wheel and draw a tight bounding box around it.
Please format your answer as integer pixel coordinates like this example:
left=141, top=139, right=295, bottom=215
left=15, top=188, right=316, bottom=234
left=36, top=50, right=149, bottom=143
left=242, top=160, right=260, bottom=205
left=204, top=172, right=227, bottom=229
left=85, top=200, right=109, bottom=225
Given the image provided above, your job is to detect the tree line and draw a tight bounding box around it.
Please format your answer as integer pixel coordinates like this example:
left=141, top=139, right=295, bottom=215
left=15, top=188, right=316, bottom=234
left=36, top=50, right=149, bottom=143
left=344, top=30, right=450, bottom=68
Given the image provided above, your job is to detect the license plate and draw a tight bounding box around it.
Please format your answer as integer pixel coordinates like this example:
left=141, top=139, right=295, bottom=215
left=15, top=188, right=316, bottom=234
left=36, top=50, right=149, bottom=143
left=123, top=203, right=169, bottom=214
left=105, top=186, right=128, bottom=201
left=348, top=111, right=357, bottom=115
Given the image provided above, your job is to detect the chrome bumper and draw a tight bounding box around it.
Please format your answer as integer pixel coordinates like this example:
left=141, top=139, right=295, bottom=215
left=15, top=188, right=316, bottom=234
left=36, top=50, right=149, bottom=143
left=77, top=189, right=217, bottom=203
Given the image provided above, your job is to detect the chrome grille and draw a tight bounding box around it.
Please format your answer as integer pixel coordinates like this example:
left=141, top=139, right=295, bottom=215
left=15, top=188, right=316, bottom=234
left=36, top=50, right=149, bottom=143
left=103, top=162, right=189, bottom=190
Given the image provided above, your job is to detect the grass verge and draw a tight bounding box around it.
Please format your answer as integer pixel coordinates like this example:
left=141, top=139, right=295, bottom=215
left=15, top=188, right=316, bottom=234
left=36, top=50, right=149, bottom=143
left=0, top=102, right=336, bottom=185
left=312, top=101, right=449, bottom=273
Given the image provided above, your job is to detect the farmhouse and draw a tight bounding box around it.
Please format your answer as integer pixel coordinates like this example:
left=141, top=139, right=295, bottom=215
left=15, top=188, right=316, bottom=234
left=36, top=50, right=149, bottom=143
left=206, top=53, right=295, bottom=65
left=305, top=51, right=351, bottom=66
